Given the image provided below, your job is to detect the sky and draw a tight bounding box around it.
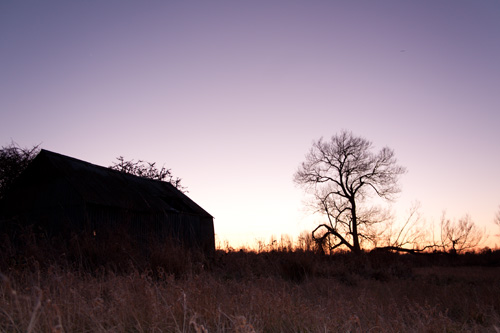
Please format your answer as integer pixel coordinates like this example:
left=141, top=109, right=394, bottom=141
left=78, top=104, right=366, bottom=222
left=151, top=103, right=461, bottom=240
left=1, top=1, right=500, bottom=248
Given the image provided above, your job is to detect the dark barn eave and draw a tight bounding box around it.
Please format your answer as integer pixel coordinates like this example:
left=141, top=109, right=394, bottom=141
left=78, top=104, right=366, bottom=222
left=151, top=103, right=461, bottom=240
left=0, top=149, right=215, bottom=253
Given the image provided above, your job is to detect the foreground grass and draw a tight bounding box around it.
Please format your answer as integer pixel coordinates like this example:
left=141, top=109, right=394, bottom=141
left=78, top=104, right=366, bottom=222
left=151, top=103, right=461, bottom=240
left=1, top=247, right=500, bottom=332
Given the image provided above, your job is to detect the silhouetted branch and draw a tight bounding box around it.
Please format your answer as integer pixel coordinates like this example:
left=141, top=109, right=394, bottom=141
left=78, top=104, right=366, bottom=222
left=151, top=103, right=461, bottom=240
left=495, top=205, right=500, bottom=237
left=437, top=214, right=484, bottom=254
left=373, top=245, right=437, bottom=255
left=110, top=156, right=187, bottom=192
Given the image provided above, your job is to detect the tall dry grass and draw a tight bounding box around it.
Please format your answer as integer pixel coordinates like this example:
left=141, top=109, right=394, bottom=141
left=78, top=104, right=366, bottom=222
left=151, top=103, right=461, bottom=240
left=1, top=232, right=500, bottom=332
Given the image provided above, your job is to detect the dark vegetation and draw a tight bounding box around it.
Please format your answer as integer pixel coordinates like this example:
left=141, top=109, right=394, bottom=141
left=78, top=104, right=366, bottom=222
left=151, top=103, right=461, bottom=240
left=0, top=142, right=39, bottom=199
left=1, top=230, right=500, bottom=332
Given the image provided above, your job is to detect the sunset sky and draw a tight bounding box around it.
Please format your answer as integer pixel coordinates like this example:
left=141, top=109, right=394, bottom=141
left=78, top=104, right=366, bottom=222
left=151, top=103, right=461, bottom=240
left=1, top=1, right=499, bottom=247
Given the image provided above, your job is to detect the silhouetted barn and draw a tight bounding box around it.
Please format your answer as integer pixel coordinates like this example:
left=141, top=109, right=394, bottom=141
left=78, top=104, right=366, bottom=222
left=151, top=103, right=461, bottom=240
left=0, top=150, right=215, bottom=255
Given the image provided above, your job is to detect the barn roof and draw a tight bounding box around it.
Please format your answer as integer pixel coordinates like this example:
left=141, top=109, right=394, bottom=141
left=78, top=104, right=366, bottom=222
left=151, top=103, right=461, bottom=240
left=19, top=149, right=212, bottom=218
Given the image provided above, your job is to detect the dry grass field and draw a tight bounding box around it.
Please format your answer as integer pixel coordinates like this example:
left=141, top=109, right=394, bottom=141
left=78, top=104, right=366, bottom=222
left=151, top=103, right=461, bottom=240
left=1, top=235, right=500, bottom=332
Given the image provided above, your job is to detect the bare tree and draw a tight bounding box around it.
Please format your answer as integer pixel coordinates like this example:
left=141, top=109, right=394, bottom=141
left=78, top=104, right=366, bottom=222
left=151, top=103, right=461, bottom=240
left=380, top=201, right=429, bottom=251
left=438, top=214, right=484, bottom=254
left=0, top=142, right=40, bottom=199
left=495, top=206, right=500, bottom=236
left=294, top=131, right=406, bottom=253
left=297, top=230, right=316, bottom=252
left=110, top=156, right=186, bottom=192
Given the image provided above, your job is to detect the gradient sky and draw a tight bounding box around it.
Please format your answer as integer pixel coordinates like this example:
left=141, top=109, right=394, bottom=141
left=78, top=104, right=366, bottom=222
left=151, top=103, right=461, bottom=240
left=1, top=1, right=499, bottom=247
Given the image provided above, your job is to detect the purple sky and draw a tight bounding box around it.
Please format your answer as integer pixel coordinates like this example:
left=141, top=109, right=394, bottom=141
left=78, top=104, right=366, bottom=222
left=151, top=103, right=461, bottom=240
left=2, top=1, right=500, bottom=247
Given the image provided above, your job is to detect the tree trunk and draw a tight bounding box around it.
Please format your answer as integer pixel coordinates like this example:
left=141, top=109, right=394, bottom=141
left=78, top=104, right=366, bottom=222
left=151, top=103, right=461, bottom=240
left=350, top=200, right=361, bottom=253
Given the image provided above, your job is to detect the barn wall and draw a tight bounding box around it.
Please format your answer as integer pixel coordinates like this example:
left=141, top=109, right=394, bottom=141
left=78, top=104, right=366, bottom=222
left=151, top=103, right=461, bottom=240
left=84, top=204, right=215, bottom=255
left=0, top=203, right=87, bottom=241
left=0, top=163, right=87, bottom=234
